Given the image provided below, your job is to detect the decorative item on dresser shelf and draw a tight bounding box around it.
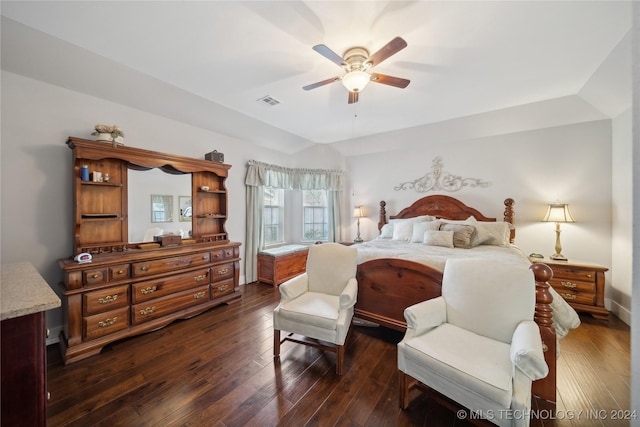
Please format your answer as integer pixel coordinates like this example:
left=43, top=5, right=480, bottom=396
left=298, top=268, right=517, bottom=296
left=353, top=205, right=365, bottom=243
left=541, top=202, right=575, bottom=261
left=60, top=137, right=241, bottom=364
left=153, top=234, right=182, bottom=247
left=91, top=124, right=125, bottom=147
left=205, top=150, right=224, bottom=163
left=530, top=256, right=609, bottom=320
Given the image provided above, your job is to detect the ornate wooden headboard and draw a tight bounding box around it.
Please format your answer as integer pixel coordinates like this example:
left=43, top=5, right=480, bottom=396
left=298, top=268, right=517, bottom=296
left=377, top=195, right=515, bottom=243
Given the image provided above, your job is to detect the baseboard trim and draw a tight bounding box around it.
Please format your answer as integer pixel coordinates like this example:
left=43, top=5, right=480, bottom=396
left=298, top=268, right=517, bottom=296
left=607, top=298, right=631, bottom=325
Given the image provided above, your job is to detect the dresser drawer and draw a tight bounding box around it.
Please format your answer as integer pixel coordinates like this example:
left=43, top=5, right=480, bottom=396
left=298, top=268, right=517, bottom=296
left=83, top=307, right=130, bottom=340
left=132, top=268, right=211, bottom=303
left=83, top=268, right=108, bottom=286
left=109, top=264, right=130, bottom=281
left=211, top=279, right=234, bottom=298
left=211, top=263, right=234, bottom=282
left=131, top=285, right=210, bottom=324
left=83, top=285, right=130, bottom=316
left=550, top=282, right=595, bottom=305
left=132, top=252, right=211, bottom=277
left=211, top=247, right=235, bottom=262
left=550, top=267, right=597, bottom=283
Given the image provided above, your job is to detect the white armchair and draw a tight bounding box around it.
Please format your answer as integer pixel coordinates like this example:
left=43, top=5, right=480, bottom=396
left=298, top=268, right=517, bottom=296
left=273, top=243, right=358, bottom=375
left=398, top=258, right=548, bottom=427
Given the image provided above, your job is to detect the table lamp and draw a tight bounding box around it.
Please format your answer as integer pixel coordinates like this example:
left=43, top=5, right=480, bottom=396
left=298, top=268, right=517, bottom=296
left=353, top=206, right=365, bottom=243
left=541, top=203, right=575, bottom=261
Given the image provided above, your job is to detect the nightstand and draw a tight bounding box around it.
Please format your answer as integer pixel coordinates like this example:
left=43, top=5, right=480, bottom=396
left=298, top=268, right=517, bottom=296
left=530, top=257, right=609, bottom=320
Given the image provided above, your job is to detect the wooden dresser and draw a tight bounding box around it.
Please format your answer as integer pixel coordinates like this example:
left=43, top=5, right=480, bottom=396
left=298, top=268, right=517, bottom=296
left=59, top=242, right=240, bottom=363
left=258, top=245, right=309, bottom=286
left=530, top=257, right=609, bottom=320
left=59, top=138, right=241, bottom=364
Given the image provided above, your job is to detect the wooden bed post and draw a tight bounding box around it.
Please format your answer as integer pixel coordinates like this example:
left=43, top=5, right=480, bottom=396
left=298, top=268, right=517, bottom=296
left=530, top=263, right=556, bottom=404
left=503, top=198, right=515, bottom=243
left=378, top=200, right=387, bottom=231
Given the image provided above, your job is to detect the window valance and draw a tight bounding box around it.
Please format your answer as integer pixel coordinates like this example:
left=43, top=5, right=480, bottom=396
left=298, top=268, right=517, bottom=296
left=245, top=160, right=345, bottom=191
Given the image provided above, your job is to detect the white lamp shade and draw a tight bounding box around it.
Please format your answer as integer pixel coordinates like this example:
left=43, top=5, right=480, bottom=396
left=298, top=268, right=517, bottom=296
left=353, top=206, right=365, bottom=218
left=342, top=71, right=371, bottom=92
left=542, top=204, right=575, bottom=223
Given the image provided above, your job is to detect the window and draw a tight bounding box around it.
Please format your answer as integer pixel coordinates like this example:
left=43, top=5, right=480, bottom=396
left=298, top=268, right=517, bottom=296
left=263, top=187, right=284, bottom=245
left=302, top=190, right=329, bottom=242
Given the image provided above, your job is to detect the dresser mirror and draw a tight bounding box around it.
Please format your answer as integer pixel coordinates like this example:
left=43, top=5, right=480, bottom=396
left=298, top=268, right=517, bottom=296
left=128, top=168, right=191, bottom=242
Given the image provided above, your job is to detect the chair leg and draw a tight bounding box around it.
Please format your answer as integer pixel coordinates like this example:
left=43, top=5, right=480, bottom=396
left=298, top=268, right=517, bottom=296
left=336, top=344, right=344, bottom=375
left=399, top=371, right=410, bottom=409
left=273, top=329, right=281, bottom=359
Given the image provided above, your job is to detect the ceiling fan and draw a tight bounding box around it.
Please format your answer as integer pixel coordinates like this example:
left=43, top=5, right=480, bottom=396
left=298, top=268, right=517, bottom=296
left=303, top=36, right=410, bottom=104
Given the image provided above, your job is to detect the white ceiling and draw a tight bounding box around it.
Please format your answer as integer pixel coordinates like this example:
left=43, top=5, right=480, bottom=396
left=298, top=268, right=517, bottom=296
left=0, top=1, right=632, bottom=153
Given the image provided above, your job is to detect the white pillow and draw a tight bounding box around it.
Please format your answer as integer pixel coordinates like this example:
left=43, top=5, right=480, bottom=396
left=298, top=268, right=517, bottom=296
left=423, top=230, right=454, bottom=248
left=392, top=220, right=414, bottom=241
left=410, top=220, right=441, bottom=243
left=380, top=215, right=436, bottom=239
left=379, top=223, right=393, bottom=239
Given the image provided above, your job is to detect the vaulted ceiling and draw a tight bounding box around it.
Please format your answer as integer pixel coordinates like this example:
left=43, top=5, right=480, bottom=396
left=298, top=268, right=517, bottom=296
left=1, top=1, right=632, bottom=154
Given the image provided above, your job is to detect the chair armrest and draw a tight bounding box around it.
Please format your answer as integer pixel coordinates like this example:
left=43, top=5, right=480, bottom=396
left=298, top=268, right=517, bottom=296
left=403, top=297, right=446, bottom=336
left=339, top=278, right=358, bottom=309
left=279, top=273, right=309, bottom=301
left=510, top=320, right=549, bottom=380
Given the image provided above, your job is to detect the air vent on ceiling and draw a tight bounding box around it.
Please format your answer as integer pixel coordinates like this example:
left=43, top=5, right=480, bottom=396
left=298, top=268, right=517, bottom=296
left=257, top=95, right=280, bottom=107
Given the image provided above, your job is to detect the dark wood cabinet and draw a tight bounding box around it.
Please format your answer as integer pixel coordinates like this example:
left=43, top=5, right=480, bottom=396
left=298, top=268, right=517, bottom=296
left=1, top=313, right=47, bottom=427
left=1, top=262, right=61, bottom=427
left=59, top=139, right=241, bottom=364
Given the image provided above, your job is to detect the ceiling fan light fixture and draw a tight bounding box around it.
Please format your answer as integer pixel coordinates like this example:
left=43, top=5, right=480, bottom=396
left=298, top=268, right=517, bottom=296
left=341, top=70, right=371, bottom=92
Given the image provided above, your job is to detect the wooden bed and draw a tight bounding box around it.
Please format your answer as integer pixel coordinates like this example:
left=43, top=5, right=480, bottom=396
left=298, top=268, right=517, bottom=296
left=353, top=194, right=557, bottom=403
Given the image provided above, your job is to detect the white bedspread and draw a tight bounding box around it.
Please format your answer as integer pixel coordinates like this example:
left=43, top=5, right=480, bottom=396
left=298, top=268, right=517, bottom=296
left=355, top=239, right=580, bottom=339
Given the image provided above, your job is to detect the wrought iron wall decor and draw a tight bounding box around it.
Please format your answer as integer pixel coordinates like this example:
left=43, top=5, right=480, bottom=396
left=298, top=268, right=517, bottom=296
left=394, top=157, right=490, bottom=193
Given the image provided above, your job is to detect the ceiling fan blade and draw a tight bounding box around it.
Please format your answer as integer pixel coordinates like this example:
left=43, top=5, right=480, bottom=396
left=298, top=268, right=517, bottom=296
left=348, top=91, right=359, bottom=104
left=312, top=44, right=347, bottom=67
left=303, top=76, right=340, bottom=91
left=366, top=36, right=408, bottom=67
left=370, top=73, right=410, bottom=88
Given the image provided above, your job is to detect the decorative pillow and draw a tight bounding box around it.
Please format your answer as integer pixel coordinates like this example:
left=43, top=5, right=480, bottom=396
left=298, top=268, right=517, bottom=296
left=439, top=223, right=475, bottom=249
left=475, top=221, right=511, bottom=247
left=410, top=220, right=441, bottom=243
left=392, top=220, right=414, bottom=241
left=423, top=230, right=454, bottom=248
left=379, top=223, right=393, bottom=239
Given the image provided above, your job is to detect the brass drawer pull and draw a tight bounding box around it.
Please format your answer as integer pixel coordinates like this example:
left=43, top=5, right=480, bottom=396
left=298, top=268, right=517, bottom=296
left=217, top=285, right=229, bottom=292
left=140, top=286, right=157, bottom=295
left=194, top=291, right=207, bottom=299
left=218, top=268, right=229, bottom=275
left=194, top=274, right=207, bottom=282
left=92, top=273, right=100, bottom=279
left=560, top=281, right=576, bottom=289
left=139, top=306, right=156, bottom=315
left=98, top=295, right=118, bottom=304
left=203, top=255, right=209, bottom=260
left=213, top=253, right=221, bottom=258
left=560, top=293, right=577, bottom=301
left=585, top=273, right=593, bottom=279
left=115, top=269, right=125, bottom=275
left=98, top=317, right=118, bottom=327
left=140, top=266, right=149, bottom=272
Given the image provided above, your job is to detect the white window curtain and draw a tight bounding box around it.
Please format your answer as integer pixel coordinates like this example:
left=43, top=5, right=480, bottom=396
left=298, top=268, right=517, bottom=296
left=244, top=160, right=345, bottom=283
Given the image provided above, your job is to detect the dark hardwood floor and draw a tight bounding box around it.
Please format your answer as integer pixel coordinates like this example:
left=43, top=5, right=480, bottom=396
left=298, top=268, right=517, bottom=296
left=46, top=283, right=631, bottom=426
